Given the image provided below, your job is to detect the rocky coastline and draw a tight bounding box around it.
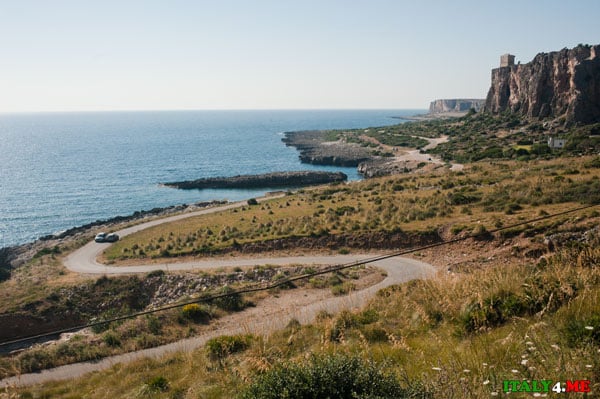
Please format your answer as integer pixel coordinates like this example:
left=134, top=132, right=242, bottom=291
left=0, top=200, right=227, bottom=278
left=282, top=131, right=373, bottom=166
left=163, top=171, right=347, bottom=190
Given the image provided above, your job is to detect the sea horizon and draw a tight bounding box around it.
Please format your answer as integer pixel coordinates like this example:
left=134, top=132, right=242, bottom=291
left=0, top=109, right=424, bottom=247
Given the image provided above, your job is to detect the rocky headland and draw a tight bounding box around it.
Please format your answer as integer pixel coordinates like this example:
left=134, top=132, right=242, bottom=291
left=485, top=44, right=600, bottom=123
left=282, top=130, right=373, bottom=166
left=163, top=171, right=347, bottom=190
left=429, top=99, right=485, bottom=114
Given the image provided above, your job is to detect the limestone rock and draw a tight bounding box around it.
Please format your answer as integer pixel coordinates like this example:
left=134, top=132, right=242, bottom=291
left=484, top=44, right=600, bottom=124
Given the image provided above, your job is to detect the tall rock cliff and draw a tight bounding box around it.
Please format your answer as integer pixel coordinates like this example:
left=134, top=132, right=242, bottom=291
left=485, top=44, right=600, bottom=124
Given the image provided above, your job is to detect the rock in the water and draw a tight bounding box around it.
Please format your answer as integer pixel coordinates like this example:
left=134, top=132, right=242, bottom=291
left=163, top=171, right=347, bottom=189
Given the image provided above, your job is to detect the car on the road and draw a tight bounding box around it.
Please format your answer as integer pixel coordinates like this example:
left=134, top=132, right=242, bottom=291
left=95, top=232, right=119, bottom=243
left=105, top=233, right=119, bottom=242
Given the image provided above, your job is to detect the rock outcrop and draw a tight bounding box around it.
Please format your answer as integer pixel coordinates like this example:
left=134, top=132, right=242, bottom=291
left=282, top=131, right=373, bottom=166
left=485, top=44, right=600, bottom=123
left=429, top=99, right=485, bottom=114
left=163, top=171, right=347, bottom=190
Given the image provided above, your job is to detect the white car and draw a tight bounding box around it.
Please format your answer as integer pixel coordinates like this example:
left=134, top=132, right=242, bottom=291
left=105, top=233, right=119, bottom=242
left=95, top=232, right=119, bottom=243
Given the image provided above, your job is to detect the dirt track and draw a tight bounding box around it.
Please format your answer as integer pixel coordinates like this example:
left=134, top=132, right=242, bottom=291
left=1, top=199, right=437, bottom=388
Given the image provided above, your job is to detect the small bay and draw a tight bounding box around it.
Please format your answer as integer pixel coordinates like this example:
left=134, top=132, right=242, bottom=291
left=0, top=109, right=419, bottom=246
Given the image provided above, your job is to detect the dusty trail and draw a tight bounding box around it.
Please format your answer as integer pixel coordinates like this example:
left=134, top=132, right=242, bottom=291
left=2, top=199, right=437, bottom=388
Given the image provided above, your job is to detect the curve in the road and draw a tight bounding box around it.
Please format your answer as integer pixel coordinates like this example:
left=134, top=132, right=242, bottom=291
left=1, top=256, right=435, bottom=388
left=2, top=199, right=438, bottom=388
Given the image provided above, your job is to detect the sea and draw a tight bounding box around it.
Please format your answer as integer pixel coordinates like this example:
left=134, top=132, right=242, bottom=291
left=0, top=109, right=421, bottom=247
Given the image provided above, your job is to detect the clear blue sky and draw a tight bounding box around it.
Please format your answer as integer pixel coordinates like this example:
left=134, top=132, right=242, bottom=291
left=1, top=0, right=599, bottom=112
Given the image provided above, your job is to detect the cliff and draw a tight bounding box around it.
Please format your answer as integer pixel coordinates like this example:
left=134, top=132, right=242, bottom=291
left=485, top=44, right=600, bottom=123
left=429, top=99, right=485, bottom=114
left=163, top=171, right=347, bottom=190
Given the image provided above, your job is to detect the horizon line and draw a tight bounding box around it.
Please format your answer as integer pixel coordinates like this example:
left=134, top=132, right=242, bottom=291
left=0, top=107, right=429, bottom=115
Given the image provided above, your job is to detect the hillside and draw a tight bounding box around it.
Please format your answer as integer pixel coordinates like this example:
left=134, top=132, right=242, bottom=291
left=2, top=153, right=600, bottom=397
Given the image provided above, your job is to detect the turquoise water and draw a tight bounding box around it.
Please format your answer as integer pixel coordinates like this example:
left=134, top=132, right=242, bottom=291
left=0, top=109, right=419, bottom=246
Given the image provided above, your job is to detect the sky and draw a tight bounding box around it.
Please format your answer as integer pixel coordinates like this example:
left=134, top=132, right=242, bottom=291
left=1, top=0, right=599, bottom=112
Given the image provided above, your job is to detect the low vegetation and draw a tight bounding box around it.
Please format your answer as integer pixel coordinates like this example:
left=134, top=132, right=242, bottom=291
left=0, top=264, right=367, bottom=378
left=104, top=155, right=600, bottom=262
left=3, top=113, right=600, bottom=397
left=10, top=233, right=600, bottom=398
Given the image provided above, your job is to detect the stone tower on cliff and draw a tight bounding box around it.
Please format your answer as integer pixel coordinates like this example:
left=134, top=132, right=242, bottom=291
left=500, top=54, right=515, bottom=67
left=484, top=44, right=600, bottom=123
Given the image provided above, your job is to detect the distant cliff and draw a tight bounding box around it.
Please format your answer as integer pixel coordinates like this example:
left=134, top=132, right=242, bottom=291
left=429, top=99, right=484, bottom=114
left=485, top=44, right=600, bottom=124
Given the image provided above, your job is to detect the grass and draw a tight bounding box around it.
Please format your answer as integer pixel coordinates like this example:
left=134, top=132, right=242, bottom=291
left=103, top=155, right=600, bottom=263
left=3, top=134, right=600, bottom=397
left=0, top=264, right=370, bottom=378
left=10, top=235, right=600, bottom=398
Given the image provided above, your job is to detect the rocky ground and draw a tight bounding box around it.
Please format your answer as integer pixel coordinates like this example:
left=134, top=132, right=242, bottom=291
left=282, top=130, right=374, bottom=166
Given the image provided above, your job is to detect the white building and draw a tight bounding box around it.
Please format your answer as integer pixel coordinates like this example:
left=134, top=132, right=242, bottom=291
left=547, top=137, right=566, bottom=149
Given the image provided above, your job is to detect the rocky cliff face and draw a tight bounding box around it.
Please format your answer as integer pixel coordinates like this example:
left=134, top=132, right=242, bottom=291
left=429, top=99, right=484, bottom=114
left=485, top=44, right=600, bottom=123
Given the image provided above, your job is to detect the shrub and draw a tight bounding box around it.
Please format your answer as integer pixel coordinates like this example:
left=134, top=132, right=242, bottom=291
left=210, top=286, right=246, bottom=311
left=146, top=269, right=165, bottom=278
left=563, top=315, right=600, bottom=347
left=102, top=331, right=121, bottom=347
left=460, top=289, right=528, bottom=333
left=144, top=376, right=169, bottom=392
left=206, top=334, right=252, bottom=363
left=239, top=353, right=420, bottom=399
left=361, top=326, right=389, bottom=343
left=356, top=308, right=379, bottom=325
left=247, top=198, right=259, bottom=206
left=331, top=282, right=356, bottom=296
left=181, top=303, right=211, bottom=323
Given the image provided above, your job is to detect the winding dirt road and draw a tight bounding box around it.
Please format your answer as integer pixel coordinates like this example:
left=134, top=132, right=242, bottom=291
left=2, top=199, right=437, bottom=388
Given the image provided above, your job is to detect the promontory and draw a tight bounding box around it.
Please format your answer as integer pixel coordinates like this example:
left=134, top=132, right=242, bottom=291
left=162, top=171, right=348, bottom=190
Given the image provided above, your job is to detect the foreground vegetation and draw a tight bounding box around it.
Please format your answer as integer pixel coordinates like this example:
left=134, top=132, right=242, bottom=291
left=0, top=264, right=371, bottom=378
left=8, top=231, right=600, bottom=398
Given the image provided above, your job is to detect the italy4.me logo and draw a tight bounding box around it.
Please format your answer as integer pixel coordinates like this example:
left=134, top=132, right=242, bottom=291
left=503, top=379, right=591, bottom=394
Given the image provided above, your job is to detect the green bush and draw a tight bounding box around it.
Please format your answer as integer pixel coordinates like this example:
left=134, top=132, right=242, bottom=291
left=460, top=290, right=528, bottom=333
left=206, top=334, right=252, bottom=362
left=247, top=198, right=259, bottom=206
left=210, top=286, right=246, bottom=311
left=239, top=353, right=421, bottom=399
left=181, top=303, right=211, bottom=323
left=356, top=308, right=379, bottom=325
left=331, top=282, right=356, bottom=296
left=361, top=326, right=389, bottom=343
left=145, top=376, right=169, bottom=392
left=563, top=315, right=600, bottom=347
left=102, top=331, right=121, bottom=347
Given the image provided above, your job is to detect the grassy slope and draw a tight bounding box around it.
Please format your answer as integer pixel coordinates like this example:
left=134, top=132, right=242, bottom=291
left=6, top=154, right=600, bottom=397
left=104, top=155, right=600, bottom=263
left=14, top=234, right=600, bottom=398
left=4, top=113, right=600, bottom=398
